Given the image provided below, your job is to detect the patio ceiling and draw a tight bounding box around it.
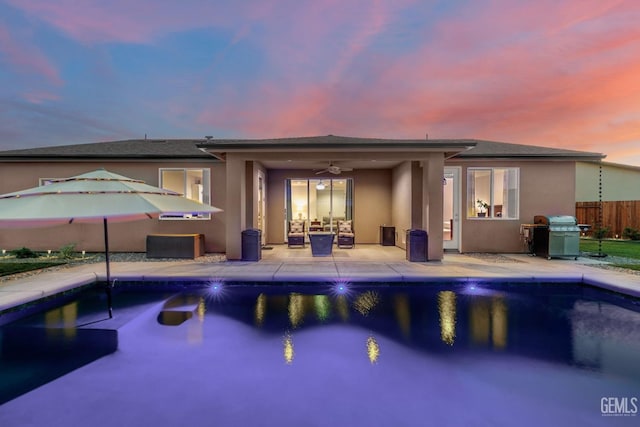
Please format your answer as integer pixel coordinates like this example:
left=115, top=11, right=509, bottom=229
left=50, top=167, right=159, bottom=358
left=259, top=158, right=403, bottom=170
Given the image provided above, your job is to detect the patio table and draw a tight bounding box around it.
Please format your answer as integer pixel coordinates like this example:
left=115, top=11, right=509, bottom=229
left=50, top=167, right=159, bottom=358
left=308, top=232, right=335, bottom=256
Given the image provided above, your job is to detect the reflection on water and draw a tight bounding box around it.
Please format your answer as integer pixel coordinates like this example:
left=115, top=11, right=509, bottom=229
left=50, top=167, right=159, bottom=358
left=354, top=291, right=380, bottom=316
left=492, top=297, right=508, bottom=349
left=45, top=302, right=78, bottom=340
left=255, top=293, right=266, bottom=327
left=283, top=332, right=294, bottom=364
left=571, top=300, right=640, bottom=379
left=158, top=311, right=193, bottom=326
left=470, top=299, right=490, bottom=345
left=469, top=296, right=508, bottom=349
left=197, top=297, right=206, bottom=322
left=367, top=335, right=380, bottom=364
left=438, top=291, right=456, bottom=346
left=1, top=289, right=170, bottom=404
left=148, top=284, right=640, bottom=380
left=394, top=294, right=411, bottom=340
left=288, top=293, right=304, bottom=329
left=335, top=295, right=349, bottom=322
left=314, top=295, right=331, bottom=322
left=3, top=283, right=640, bottom=407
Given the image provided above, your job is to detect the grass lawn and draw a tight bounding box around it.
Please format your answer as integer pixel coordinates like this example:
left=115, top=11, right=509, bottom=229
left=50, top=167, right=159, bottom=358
left=0, top=261, right=67, bottom=277
left=580, top=239, right=640, bottom=260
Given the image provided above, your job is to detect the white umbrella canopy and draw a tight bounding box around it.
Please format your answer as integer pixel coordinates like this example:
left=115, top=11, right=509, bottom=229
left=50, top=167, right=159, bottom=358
left=0, top=169, right=223, bottom=318
left=0, top=169, right=221, bottom=226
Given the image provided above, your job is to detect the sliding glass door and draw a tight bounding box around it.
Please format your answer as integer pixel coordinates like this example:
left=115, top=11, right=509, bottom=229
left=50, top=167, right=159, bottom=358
left=285, top=178, right=353, bottom=240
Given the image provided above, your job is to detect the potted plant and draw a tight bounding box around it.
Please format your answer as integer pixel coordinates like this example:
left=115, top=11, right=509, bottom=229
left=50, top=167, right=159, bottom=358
left=476, top=199, right=489, bottom=217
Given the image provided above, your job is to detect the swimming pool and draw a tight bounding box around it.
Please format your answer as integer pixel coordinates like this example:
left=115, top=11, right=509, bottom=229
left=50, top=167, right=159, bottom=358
left=1, top=282, right=639, bottom=426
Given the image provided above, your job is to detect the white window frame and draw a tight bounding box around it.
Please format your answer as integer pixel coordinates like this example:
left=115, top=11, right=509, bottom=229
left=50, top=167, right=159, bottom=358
left=158, top=168, right=211, bottom=220
left=39, top=178, right=58, bottom=186
left=467, top=167, right=519, bottom=220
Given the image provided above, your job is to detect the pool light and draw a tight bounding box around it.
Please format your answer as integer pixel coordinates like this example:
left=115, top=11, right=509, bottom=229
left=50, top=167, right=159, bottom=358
left=330, top=279, right=352, bottom=297
left=206, top=279, right=226, bottom=301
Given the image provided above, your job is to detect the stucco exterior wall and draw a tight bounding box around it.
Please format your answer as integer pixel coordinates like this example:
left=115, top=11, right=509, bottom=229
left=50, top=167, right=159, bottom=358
left=0, top=155, right=581, bottom=256
left=446, top=160, right=577, bottom=253
left=265, top=169, right=391, bottom=245
left=391, top=161, right=412, bottom=249
left=576, top=162, right=640, bottom=202
left=0, top=161, right=226, bottom=253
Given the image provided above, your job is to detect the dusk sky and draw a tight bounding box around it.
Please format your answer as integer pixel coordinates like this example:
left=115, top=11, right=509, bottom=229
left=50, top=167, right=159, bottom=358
left=1, top=0, right=639, bottom=165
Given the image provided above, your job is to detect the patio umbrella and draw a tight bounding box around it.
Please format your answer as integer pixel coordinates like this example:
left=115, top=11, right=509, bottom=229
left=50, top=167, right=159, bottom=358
left=0, top=169, right=222, bottom=318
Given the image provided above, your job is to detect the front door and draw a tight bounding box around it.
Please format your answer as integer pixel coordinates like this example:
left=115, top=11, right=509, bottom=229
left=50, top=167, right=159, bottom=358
left=443, top=167, right=461, bottom=251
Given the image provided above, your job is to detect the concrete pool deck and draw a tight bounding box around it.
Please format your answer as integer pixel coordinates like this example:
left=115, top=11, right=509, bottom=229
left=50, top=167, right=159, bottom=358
left=0, top=244, right=638, bottom=313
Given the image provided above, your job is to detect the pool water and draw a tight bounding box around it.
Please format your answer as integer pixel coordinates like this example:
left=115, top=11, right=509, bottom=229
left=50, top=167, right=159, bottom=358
left=1, top=282, right=639, bottom=426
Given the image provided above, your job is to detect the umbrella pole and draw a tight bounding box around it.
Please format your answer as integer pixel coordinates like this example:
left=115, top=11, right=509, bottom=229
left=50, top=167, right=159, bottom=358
left=104, top=218, right=113, bottom=318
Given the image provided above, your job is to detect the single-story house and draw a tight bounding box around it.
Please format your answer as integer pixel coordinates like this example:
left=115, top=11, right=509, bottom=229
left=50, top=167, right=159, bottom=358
left=0, top=135, right=604, bottom=260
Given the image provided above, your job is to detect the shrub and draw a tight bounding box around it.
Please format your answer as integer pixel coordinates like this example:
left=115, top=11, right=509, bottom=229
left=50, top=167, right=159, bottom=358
left=10, top=247, right=39, bottom=259
left=58, top=243, right=77, bottom=259
left=622, top=227, right=640, bottom=241
left=593, top=226, right=610, bottom=239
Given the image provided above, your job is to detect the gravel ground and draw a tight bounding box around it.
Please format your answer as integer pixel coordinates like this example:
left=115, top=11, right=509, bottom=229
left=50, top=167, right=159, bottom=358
left=581, top=254, right=640, bottom=276
left=462, top=252, right=640, bottom=276
left=0, top=253, right=226, bottom=283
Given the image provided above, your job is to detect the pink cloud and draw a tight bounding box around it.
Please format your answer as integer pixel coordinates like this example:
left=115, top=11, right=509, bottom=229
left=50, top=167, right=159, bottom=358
left=0, top=23, right=62, bottom=87
left=10, top=0, right=638, bottom=164
left=23, top=91, right=60, bottom=104
left=239, top=0, right=640, bottom=157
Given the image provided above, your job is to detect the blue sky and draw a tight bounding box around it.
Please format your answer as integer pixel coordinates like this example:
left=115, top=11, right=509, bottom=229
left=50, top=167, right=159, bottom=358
left=1, top=0, right=639, bottom=165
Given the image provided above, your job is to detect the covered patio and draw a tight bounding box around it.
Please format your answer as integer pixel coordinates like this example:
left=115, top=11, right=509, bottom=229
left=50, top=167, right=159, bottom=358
left=197, top=136, right=476, bottom=261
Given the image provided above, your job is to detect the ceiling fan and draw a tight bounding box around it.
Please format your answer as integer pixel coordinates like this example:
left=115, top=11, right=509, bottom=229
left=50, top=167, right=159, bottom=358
left=314, top=162, right=353, bottom=175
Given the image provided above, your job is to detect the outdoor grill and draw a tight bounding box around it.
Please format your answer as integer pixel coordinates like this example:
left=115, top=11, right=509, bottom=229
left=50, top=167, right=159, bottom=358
left=531, top=215, right=581, bottom=260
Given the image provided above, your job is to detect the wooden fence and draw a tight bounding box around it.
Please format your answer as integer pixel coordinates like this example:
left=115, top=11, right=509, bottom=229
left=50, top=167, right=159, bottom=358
left=575, top=201, right=640, bottom=238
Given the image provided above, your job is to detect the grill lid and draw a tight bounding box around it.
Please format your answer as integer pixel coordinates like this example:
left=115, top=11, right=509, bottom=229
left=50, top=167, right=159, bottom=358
left=534, top=215, right=578, bottom=226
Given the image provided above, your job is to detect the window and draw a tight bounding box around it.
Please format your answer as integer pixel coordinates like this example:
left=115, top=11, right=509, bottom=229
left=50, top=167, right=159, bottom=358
left=159, top=168, right=211, bottom=219
left=39, top=178, right=58, bottom=186
left=285, top=178, right=353, bottom=238
left=467, top=168, right=519, bottom=219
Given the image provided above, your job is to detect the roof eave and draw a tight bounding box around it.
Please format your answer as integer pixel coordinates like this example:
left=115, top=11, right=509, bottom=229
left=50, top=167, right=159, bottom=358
left=451, top=154, right=606, bottom=161
left=0, top=154, right=215, bottom=161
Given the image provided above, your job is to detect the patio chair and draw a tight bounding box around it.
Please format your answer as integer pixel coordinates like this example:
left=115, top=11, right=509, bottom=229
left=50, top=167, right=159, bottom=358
left=287, top=220, right=306, bottom=247
left=337, top=220, right=355, bottom=248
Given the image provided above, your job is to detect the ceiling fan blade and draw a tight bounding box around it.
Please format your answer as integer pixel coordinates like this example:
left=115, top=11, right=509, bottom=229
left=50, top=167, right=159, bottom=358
left=315, top=169, right=330, bottom=175
left=340, top=167, right=353, bottom=172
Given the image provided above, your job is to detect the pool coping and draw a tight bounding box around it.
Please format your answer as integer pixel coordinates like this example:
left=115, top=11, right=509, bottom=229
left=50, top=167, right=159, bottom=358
left=1, top=255, right=638, bottom=317
left=2, top=248, right=639, bottom=309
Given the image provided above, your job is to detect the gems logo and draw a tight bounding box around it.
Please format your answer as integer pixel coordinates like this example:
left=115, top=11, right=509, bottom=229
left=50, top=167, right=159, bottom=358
left=601, top=397, right=638, bottom=417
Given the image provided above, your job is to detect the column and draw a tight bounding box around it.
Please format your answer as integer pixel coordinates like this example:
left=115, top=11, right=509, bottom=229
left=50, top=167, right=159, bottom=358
left=422, top=153, right=444, bottom=261
left=226, top=154, right=246, bottom=260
